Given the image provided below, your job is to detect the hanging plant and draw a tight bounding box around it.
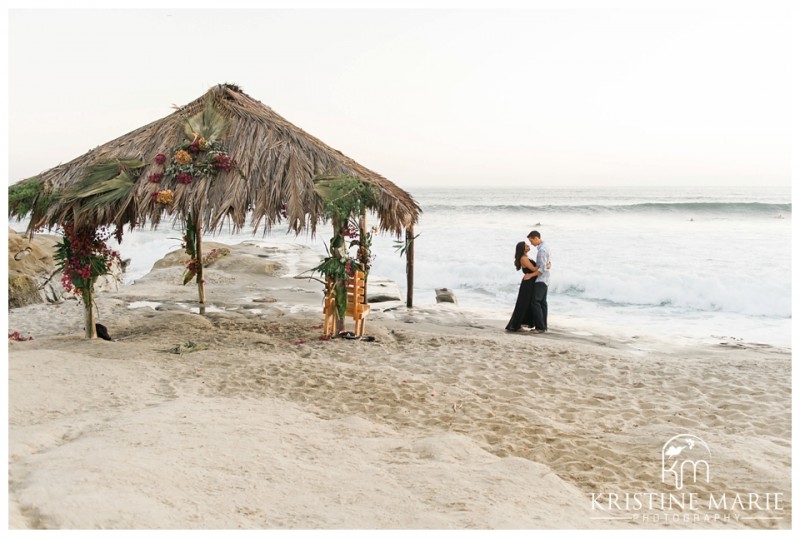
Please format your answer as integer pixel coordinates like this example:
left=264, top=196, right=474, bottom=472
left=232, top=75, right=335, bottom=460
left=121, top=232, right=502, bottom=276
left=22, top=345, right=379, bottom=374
left=54, top=221, right=122, bottom=339
left=54, top=222, right=121, bottom=296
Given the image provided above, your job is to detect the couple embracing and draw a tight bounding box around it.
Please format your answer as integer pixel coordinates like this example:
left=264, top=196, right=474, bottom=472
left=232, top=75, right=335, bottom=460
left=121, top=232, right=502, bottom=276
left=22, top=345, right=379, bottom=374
left=506, top=230, right=550, bottom=333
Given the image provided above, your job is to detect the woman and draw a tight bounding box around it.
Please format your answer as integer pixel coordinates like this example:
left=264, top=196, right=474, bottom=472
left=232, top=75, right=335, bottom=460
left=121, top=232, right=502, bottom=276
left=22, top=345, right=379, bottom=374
left=505, top=241, right=541, bottom=332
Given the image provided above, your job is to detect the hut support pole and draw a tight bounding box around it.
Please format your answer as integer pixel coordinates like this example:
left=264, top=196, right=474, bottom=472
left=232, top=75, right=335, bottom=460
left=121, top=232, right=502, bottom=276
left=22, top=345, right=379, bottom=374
left=360, top=211, right=368, bottom=303
left=406, top=225, right=415, bottom=308
left=332, top=219, right=344, bottom=334
left=83, top=286, right=97, bottom=339
left=196, top=218, right=206, bottom=307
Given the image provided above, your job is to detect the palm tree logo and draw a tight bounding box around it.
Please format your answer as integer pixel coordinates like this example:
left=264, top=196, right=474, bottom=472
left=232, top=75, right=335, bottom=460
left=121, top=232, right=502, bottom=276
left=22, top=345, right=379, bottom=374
left=661, top=434, right=711, bottom=489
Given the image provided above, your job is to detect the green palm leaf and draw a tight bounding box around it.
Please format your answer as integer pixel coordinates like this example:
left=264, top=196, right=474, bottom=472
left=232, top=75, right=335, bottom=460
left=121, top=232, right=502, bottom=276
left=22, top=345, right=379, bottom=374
left=61, top=172, right=133, bottom=204
left=61, top=159, right=143, bottom=203
left=183, top=97, right=228, bottom=143
left=313, top=175, right=378, bottom=221
left=58, top=158, right=142, bottom=224
left=9, top=178, right=44, bottom=219
left=76, top=173, right=135, bottom=211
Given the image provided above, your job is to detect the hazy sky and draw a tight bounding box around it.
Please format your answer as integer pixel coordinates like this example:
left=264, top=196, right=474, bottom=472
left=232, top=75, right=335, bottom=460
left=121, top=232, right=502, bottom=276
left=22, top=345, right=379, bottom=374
left=6, top=3, right=793, bottom=189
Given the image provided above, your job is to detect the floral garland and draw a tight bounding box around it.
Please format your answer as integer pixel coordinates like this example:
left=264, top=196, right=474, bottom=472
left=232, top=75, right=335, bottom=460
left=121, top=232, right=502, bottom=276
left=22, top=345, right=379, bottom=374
left=342, top=220, right=377, bottom=275
left=330, top=218, right=377, bottom=275
left=54, top=222, right=122, bottom=297
left=150, top=134, right=236, bottom=205
left=178, top=212, right=229, bottom=286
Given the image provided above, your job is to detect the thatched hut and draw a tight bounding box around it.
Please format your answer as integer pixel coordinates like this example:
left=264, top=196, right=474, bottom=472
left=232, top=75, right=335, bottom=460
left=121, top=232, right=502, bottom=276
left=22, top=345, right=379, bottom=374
left=9, top=83, right=421, bottom=336
left=10, top=83, right=420, bottom=236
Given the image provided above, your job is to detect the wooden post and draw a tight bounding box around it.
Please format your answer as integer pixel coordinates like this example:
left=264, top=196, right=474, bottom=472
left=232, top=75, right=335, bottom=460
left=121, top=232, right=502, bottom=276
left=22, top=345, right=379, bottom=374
left=406, top=225, right=415, bottom=308
left=332, top=218, right=345, bottom=334
left=83, top=286, right=97, bottom=339
left=196, top=216, right=206, bottom=307
left=359, top=211, right=368, bottom=303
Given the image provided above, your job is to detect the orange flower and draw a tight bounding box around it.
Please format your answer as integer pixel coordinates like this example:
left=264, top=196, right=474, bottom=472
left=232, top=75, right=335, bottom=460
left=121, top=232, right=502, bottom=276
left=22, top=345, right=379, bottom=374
left=174, top=150, right=192, bottom=164
left=155, top=189, right=174, bottom=205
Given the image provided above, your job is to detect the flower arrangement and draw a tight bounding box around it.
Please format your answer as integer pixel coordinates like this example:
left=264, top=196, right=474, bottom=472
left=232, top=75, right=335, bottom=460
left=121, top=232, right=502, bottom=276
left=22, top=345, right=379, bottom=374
left=151, top=134, right=237, bottom=190
left=348, top=223, right=378, bottom=275
left=55, top=222, right=122, bottom=297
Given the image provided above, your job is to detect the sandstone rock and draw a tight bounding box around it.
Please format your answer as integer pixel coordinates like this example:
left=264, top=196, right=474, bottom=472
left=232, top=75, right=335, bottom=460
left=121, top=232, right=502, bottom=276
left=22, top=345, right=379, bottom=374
left=8, top=228, right=125, bottom=308
left=435, top=288, right=458, bottom=304
left=367, top=277, right=403, bottom=303
left=8, top=228, right=61, bottom=307
left=150, top=243, right=282, bottom=276
left=8, top=274, right=40, bottom=308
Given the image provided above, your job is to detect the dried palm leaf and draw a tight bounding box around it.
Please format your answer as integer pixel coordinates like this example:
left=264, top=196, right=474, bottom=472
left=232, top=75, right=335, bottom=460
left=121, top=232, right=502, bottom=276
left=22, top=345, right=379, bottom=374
left=9, top=84, right=420, bottom=235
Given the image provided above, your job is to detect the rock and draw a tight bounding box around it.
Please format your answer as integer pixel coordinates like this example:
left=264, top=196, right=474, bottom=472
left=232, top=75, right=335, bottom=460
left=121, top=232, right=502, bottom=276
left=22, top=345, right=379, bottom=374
left=435, top=288, right=458, bottom=304
left=151, top=243, right=282, bottom=275
left=8, top=274, right=40, bottom=308
left=8, top=228, right=125, bottom=308
left=367, top=277, right=403, bottom=303
left=155, top=304, right=186, bottom=312
left=8, top=228, right=61, bottom=307
left=95, top=269, right=124, bottom=294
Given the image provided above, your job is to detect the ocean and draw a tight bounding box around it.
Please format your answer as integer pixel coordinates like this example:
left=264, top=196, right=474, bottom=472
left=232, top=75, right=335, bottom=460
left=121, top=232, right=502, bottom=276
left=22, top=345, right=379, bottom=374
left=392, top=186, right=792, bottom=348
left=9, top=186, right=792, bottom=348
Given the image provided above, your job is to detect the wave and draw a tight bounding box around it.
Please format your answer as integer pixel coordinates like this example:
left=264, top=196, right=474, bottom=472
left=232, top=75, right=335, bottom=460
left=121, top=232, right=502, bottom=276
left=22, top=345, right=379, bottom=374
left=552, top=273, right=791, bottom=318
left=423, top=202, right=792, bottom=216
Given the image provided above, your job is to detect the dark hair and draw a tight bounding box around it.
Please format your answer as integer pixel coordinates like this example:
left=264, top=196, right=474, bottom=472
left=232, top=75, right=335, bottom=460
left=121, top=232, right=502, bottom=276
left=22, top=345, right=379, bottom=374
left=514, top=241, right=526, bottom=270
left=527, top=230, right=541, bottom=239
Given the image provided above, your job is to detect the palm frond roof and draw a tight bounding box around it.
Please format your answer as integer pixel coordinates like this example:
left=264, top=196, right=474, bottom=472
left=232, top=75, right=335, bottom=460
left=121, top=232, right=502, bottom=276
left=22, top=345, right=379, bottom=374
left=13, top=83, right=420, bottom=236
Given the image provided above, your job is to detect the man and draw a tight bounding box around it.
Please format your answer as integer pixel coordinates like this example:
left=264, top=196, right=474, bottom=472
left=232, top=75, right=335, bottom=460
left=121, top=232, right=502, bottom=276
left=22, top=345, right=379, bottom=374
left=527, top=230, right=550, bottom=333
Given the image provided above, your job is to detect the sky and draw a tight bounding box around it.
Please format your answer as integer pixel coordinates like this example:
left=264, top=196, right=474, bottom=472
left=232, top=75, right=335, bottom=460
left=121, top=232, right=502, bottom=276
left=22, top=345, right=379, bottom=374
left=5, top=2, right=794, bottom=190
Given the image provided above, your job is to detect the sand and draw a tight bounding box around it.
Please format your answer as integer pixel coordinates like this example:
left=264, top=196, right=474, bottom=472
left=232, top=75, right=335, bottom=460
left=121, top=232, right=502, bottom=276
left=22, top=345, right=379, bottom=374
left=6, top=242, right=792, bottom=530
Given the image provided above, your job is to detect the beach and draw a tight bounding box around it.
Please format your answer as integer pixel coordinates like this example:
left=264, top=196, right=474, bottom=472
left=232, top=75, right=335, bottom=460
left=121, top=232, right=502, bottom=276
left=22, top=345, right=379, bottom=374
left=7, top=241, right=792, bottom=530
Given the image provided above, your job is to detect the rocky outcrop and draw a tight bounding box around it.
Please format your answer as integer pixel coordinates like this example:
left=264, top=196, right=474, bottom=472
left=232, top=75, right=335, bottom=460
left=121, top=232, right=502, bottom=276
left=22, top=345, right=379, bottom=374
left=8, top=228, right=60, bottom=308
left=150, top=243, right=282, bottom=275
left=9, top=273, right=41, bottom=308
left=8, top=228, right=125, bottom=308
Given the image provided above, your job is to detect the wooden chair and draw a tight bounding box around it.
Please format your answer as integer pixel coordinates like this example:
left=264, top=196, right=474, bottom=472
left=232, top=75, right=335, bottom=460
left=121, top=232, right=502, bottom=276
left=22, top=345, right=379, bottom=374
left=345, top=270, right=371, bottom=336
left=323, top=271, right=371, bottom=337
